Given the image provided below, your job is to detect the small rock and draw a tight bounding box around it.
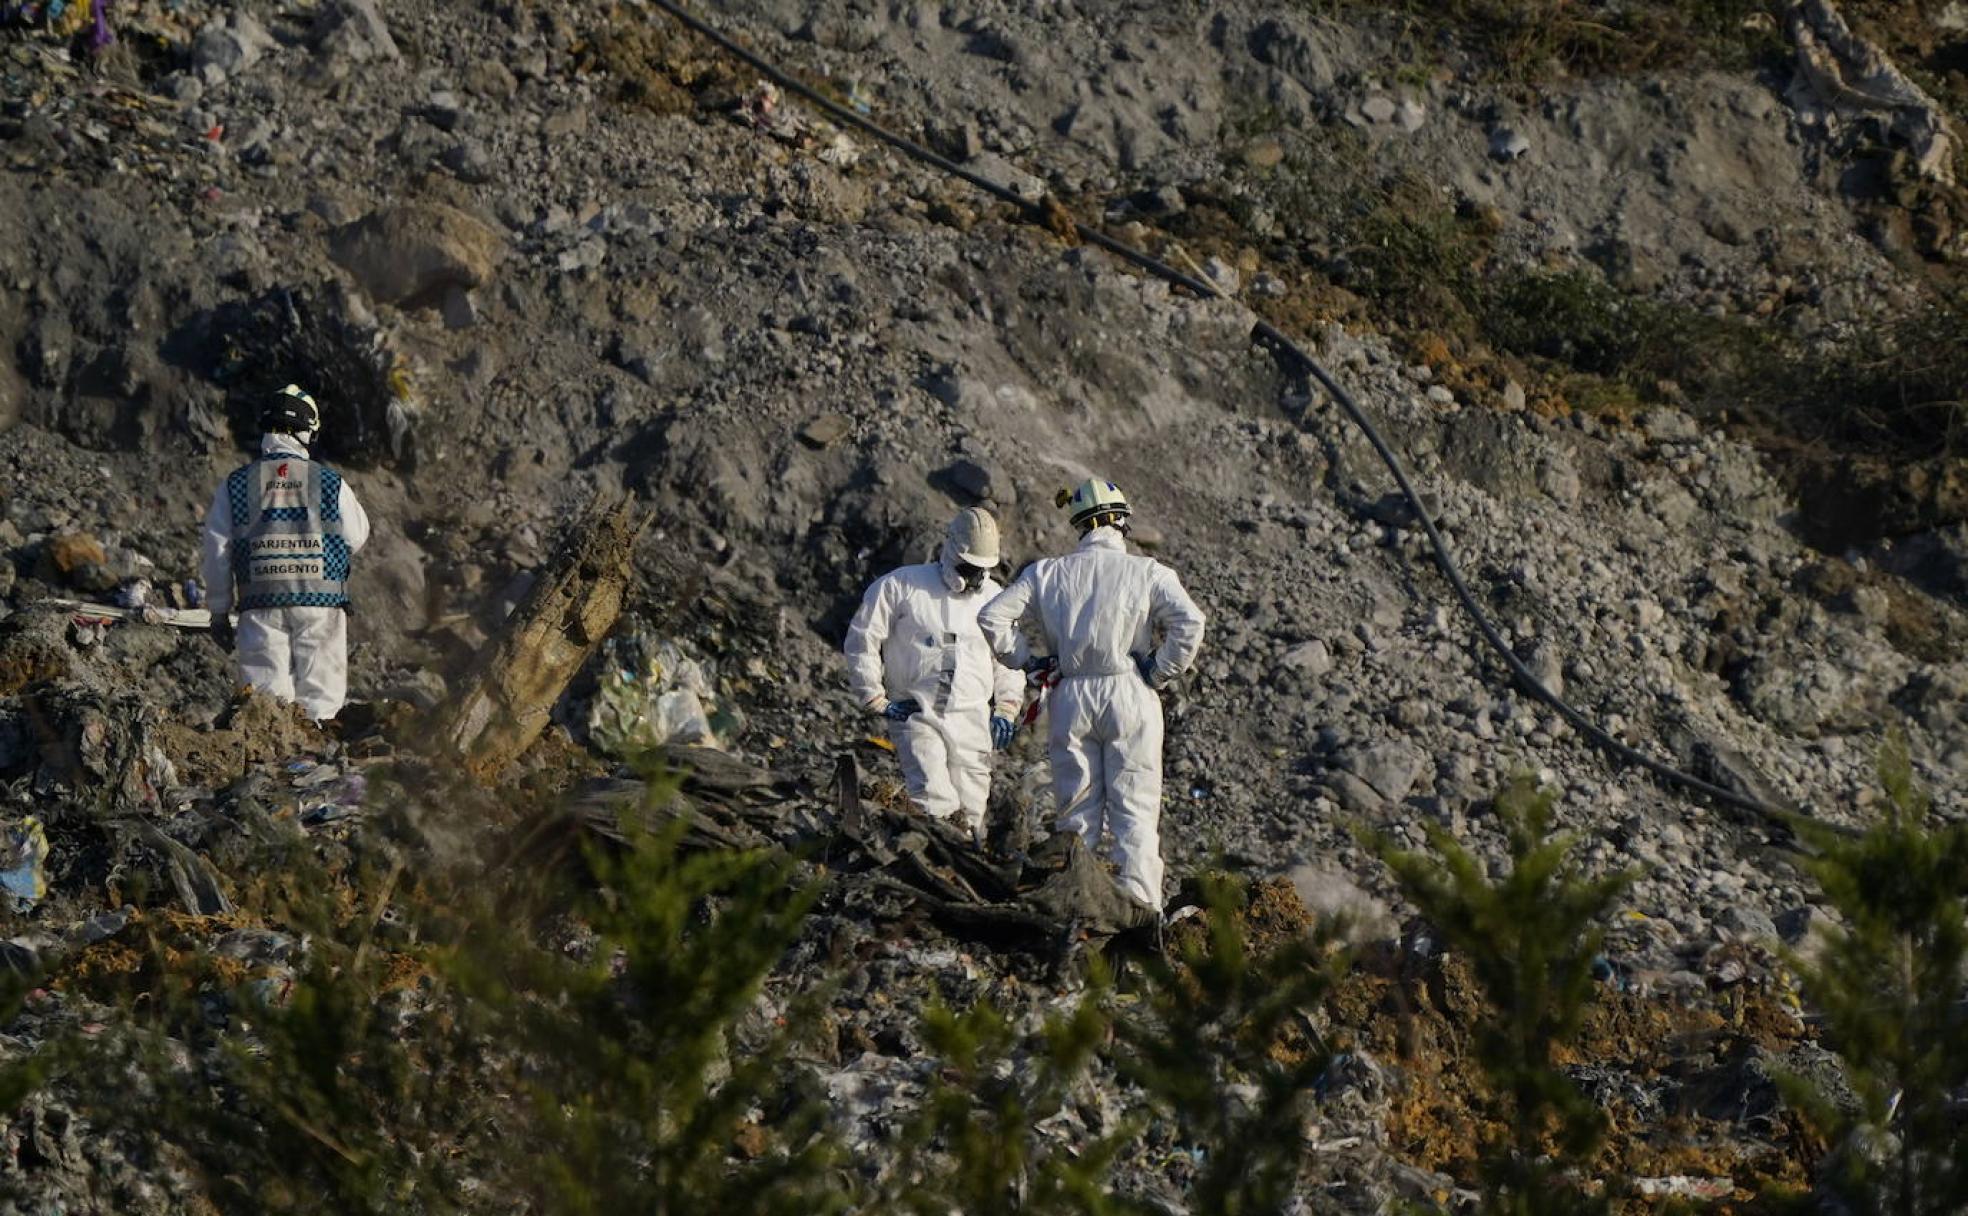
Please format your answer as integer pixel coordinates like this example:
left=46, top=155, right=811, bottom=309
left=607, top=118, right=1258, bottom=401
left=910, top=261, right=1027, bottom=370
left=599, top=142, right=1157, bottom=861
left=968, top=153, right=1045, bottom=203
left=1281, top=640, right=1332, bottom=677
left=1360, top=95, right=1397, bottom=125
left=939, top=458, right=995, bottom=502
left=799, top=414, right=853, bottom=449
left=1775, top=905, right=1834, bottom=963
left=1347, top=742, right=1427, bottom=803
left=1538, top=455, right=1581, bottom=505
left=1325, top=771, right=1385, bottom=815
left=1390, top=699, right=1430, bottom=729
left=191, top=12, right=275, bottom=83
left=1202, top=257, right=1240, bottom=296
left=557, top=240, right=607, bottom=274
left=465, top=60, right=518, bottom=102
left=1717, top=905, right=1779, bottom=943
left=678, top=306, right=725, bottom=363
left=611, top=333, right=659, bottom=384
left=1489, top=127, right=1531, bottom=161
left=1502, top=379, right=1527, bottom=410
left=1641, top=408, right=1700, bottom=443
left=1288, top=863, right=1397, bottom=942
left=542, top=108, right=589, bottom=139
left=46, top=533, right=107, bottom=577
left=1242, top=138, right=1284, bottom=169
left=421, top=90, right=463, bottom=132
left=1523, top=642, right=1564, bottom=698
left=441, top=140, right=494, bottom=184
left=1849, top=584, right=1890, bottom=623
left=440, top=286, right=479, bottom=330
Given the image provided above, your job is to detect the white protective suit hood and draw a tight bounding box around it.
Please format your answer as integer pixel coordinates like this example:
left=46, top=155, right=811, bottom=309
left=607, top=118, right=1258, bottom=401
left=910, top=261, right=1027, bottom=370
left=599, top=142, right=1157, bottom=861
left=937, top=506, right=1001, bottom=593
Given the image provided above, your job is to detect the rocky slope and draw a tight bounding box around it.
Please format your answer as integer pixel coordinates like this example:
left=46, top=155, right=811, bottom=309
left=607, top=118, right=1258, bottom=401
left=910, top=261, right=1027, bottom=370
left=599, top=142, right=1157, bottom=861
left=0, top=0, right=1965, bottom=1209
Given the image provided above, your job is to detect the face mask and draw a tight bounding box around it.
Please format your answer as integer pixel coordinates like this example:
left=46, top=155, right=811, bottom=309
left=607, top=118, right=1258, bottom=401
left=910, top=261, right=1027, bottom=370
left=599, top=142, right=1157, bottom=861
left=955, top=562, right=986, bottom=592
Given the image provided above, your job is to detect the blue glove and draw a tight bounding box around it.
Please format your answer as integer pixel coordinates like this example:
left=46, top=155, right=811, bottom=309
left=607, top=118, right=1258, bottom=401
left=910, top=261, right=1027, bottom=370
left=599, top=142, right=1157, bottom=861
left=882, top=699, right=921, bottom=722
left=1134, top=653, right=1158, bottom=687
left=991, top=715, right=1015, bottom=751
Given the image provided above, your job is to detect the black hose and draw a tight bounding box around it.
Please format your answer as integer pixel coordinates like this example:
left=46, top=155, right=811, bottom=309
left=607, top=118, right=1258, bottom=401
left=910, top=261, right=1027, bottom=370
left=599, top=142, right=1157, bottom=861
left=645, top=0, right=1802, bottom=830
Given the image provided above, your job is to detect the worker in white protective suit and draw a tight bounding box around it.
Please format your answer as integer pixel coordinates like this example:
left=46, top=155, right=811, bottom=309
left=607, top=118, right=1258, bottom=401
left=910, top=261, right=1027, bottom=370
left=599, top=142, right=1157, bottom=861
left=200, top=384, right=371, bottom=722
left=976, top=479, right=1205, bottom=911
left=844, top=508, right=1026, bottom=835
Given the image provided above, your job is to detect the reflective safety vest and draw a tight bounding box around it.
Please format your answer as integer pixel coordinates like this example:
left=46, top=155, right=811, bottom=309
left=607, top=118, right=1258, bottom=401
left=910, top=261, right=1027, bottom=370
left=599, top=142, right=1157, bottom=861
left=223, top=452, right=352, bottom=611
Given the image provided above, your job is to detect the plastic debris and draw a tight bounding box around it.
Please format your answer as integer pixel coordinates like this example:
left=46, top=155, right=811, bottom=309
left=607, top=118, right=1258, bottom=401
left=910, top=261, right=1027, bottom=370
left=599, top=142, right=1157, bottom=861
left=0, top=819, right=49, bottom=913
left=816, top=131, right=861, bottom=167
left=587, top=635, right=743, bottom=759
left=1633, top=1176, right=1735, bottom=1199
left=301, top=774, right=367, bottom=827
left=742, top=81, right=790, bottom=134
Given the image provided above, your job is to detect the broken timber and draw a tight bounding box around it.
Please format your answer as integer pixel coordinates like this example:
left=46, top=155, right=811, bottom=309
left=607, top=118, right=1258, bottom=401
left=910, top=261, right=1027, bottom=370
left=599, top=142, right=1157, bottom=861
left=431, top=493, right=646, bottom=782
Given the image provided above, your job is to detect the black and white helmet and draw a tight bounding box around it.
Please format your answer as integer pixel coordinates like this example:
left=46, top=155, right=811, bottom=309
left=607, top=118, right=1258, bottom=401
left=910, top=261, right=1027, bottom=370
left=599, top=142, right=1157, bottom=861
left=260, top=383, right=322, bottom=435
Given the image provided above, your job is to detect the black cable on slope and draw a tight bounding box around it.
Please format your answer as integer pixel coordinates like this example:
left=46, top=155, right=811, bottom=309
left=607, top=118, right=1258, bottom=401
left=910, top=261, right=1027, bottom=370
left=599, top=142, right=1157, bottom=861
left=645, top=0, right=1803, bottom=831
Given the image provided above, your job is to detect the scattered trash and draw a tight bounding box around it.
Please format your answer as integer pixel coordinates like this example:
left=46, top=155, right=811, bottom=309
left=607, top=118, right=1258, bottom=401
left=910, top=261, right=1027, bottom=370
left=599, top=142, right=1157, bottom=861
left=291, top=762, right=342, bottom=788
left=741, top=81, right=790, bottom=135
left=39, top=599, right=215, bottom=630
left=69, top=617, right=109, bottom=648
left=65, top=908, right=130, bottom=948
left=1632, top=1176, right=1735, bottom=1199
left=299, top=771, right=366, bottom=827
left=816, top=131, right=861, bottom=167
left=587, top=635, right=743, bottom=759
left=0, top=819, right=49, bottom=913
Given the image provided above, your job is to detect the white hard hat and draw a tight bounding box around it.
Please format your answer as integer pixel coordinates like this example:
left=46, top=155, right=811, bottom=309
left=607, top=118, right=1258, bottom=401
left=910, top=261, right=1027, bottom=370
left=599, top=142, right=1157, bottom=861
left=1058, top=478, right=1130, bottom=530
left=947, top=506, right=1000, bottom=567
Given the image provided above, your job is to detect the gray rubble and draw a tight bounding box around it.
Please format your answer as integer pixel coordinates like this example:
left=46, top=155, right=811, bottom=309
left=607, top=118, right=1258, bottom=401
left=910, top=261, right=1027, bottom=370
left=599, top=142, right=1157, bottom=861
left=0, top=0, right=1963, bottom=1208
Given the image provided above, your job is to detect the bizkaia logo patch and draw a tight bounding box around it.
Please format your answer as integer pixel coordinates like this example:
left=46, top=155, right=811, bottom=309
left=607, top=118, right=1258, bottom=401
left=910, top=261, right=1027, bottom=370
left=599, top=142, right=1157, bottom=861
left=277, top=463, right=291, bottom=478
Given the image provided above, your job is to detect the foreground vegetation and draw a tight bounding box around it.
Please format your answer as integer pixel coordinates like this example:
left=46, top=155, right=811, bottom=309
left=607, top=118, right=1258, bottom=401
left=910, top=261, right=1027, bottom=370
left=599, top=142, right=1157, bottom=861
left=0, top=748, right=1959, bottom=1213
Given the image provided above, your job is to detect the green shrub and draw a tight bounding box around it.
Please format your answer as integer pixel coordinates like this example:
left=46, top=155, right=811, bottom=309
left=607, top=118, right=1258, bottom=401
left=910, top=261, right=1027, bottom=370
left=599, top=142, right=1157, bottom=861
left=439, top=801, right=843, bottom=1216
left=1293, top=0, right=1785, bottom=83
left=1111, top=872, right=1348, bottom=1215
left=1781, top=736, right=1968, bottom=1215
left=873, top=872, right=1348, bottom=1216
left=1371, top=778, right=1634, bottom=1215
left=14, top=771, right=842, bottom=1215
left=876, top=995, right=1126, bottom=1216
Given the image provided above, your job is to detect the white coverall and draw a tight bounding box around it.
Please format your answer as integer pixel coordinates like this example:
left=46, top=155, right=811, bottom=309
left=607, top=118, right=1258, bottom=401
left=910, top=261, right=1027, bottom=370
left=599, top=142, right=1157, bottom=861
left=199, top=434, right=372, bottom=721
left=844, top=560, right=1025, bottom=826
left=977, top=527, right=1205, bottom=910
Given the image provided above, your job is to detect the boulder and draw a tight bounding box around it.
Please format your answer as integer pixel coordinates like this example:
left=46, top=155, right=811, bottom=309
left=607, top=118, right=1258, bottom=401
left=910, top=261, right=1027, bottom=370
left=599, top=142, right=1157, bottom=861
left=1288, top=862, right=1397, bottom=943
left=191, top=12, right=275, bottom=83
left=328, top=203, right=503, bottom=308
left=310, top=0, right=400, bottom=63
